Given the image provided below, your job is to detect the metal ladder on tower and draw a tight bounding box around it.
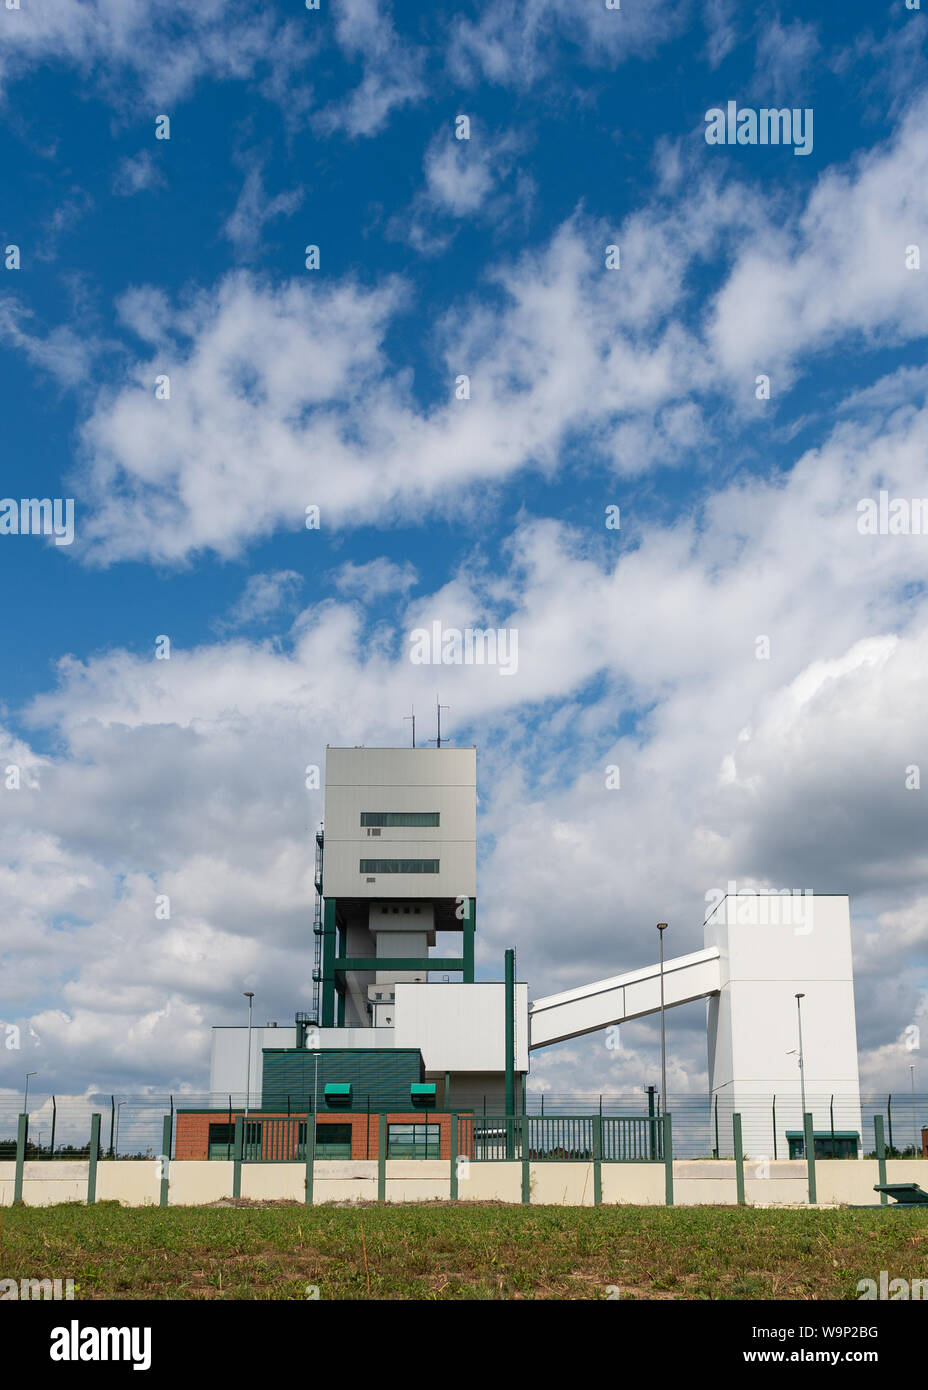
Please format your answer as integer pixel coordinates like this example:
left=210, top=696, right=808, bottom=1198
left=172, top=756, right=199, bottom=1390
left=311, top=828, right=324, bottom=1025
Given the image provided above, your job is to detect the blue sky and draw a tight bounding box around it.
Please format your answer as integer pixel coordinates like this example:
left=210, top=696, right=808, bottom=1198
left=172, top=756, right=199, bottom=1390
left=2, top=0, right=928, bottom=1112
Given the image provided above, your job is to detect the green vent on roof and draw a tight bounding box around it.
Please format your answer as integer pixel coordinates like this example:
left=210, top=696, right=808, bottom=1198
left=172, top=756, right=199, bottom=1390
left=410, top=1083, right=436, bottom=1107
left=324, top=1083, right=352, bottom=1106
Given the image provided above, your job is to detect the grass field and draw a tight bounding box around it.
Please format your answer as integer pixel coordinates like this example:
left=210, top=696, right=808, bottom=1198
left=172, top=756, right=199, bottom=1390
left=2, top=1202, right=927, bottom=1299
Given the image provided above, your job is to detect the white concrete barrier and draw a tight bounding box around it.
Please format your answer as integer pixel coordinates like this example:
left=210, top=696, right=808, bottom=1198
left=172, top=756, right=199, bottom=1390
left=1, top=1156, right=924, bottom=1206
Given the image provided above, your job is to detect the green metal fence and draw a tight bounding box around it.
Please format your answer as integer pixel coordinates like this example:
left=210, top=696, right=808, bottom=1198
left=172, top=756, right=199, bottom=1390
left=470, top=1115, right=659, bottom=1162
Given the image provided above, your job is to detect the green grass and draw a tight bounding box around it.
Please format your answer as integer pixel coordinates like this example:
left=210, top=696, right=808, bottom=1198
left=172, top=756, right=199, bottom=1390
left=1, top=1202, right=926, bottom=1300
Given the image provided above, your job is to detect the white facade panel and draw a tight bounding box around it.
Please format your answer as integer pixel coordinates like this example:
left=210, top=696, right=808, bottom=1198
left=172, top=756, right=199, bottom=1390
left=322, top=747, right=476, bottom=900
left=394, top=982, right=529, bottom=1072
left=209, top=1025, right=297, bottom=1101
left=704, top=894, right=862, bottom=1158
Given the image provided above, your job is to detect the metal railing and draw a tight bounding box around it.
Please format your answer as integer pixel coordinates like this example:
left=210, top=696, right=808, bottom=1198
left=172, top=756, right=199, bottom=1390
left=468, top=1115, right=660, bottom=1162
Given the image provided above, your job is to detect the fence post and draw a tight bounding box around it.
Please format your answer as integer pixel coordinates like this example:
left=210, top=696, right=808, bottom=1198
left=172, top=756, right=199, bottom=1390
left=733, top=1112, right=745, bottom=1205
left=304, top=1112, right=315, bottom=1206
left=87, top=1114, right=101, bottom=1204
left=803, top=1112, right=816, bottom=1205
left=521, top=1114, right=531, bottom=1205
left=50, top=1096, right=56, bottom=1161
left=449, top=1114, right=458, bottom=1201
left=772, top=1094, right=777, bottom=1162
left=109, top=1096, right=115, bottom=1159
left=13, top=1113, right=27, bottom=1204
left=377, top=1114, right=387, bottom=1202
left=663, top=1112, right=673, bottom=1206
left=887, top=1094, right=894, bottom=1156
left=874, top=1114, right=887, bottom=1205
left=593, top=1114, right=602, bottom=1206
left=713, top=1093, right=719, bottom=1159
left=159, top=1115, right=172, bottom=1207
left=232, top=1115, right=243, bottom=1199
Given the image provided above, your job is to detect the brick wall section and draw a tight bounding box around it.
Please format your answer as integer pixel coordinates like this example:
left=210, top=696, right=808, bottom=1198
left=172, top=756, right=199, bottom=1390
left=173, top=1110, right=460, bottom=1160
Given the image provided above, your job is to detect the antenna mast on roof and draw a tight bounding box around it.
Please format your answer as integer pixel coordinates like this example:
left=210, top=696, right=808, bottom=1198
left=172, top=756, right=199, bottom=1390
left=435, top=696, right=450, bottom=748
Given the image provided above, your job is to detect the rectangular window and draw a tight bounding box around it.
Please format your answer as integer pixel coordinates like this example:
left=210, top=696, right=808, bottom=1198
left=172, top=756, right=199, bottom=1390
left=208, top=1123, right=234, bottom=1161
left=313, top=1123, right=352, bottom=1159
left=361, top=812, right=440, bottom=827
left=387, top=1123, right=441, bottom=1159
left=359, top=859, right=439, bottom=874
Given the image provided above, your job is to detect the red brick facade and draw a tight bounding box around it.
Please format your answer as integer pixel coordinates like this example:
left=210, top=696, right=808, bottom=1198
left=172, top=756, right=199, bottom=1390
left=174, top=1110, right=469, bottom=1160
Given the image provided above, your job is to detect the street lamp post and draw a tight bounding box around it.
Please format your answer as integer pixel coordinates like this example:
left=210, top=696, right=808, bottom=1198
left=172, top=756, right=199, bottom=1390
left=243, top=992, right=255, bottom=1137
left=795, top=992, right=807, bottom=1133
left=657, top=924, right=668, bottom=1117
left=312, top=1052, right=321, bottom=1156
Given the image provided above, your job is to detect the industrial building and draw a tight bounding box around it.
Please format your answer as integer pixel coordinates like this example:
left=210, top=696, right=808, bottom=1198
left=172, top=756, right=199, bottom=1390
left=175, top=745, right=864, bottom=1162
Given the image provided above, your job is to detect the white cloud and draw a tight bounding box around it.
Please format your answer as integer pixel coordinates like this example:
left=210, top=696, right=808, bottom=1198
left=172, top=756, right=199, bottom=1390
left=52, top=99, right=928, bottom=565
left=751, top=16, right=819, bottom=104
left=112, top=150, right=166, bottom=197
left=222, top=163, right=304, bottom=260
left=316, top=0, right=426, bottom=137
left=5, top=384, right=928, bottom=1093
left=222, top=570, right=304, bottom=628
left=0, top=296, right=102, bottom=387
left=334, top=558, right=417, bottom=602
left=448, top=0, right=684, bottom=89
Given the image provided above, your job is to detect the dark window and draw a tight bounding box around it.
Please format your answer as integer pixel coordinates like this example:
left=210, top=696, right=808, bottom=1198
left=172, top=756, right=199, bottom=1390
left=387, top=1123, right=441, bottom=1159
left=208, top=1123, right=234, bottom=1161
left=315, top=1123, right=352, bottom=1159
left=359, top=859, right=439, bottom=874
left=361, top=812, right=440, bottom=827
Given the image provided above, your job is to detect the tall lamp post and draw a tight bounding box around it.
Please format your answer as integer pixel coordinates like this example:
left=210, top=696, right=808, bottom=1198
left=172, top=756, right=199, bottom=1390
left=243, top=992, right=255, bottom=1136
left=657, top=924, right=668, bottom=1117
left=795, top=992, right=807, bottom=1127
left=312, top=1052, right=321, bottom=1154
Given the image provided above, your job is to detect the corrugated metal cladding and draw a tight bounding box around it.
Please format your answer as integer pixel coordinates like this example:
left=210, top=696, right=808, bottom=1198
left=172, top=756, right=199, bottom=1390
left=261, top=1048, right=424, bottom=1109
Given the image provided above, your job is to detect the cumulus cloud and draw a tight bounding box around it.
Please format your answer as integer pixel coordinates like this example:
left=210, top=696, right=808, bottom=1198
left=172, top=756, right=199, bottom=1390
left=334, top=558, right=418, bottom=602
left=44, top=99, right=926, bottom=564
left=3, top=382, right=928, bottom=1096
left=222, top=570, right=304, bottom=629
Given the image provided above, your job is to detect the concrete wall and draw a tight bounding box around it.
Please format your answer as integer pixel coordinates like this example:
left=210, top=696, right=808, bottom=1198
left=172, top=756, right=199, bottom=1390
left=2, top=1156, right=924, bottom=1207
left=601, top=1164, right=667, bottom=1205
